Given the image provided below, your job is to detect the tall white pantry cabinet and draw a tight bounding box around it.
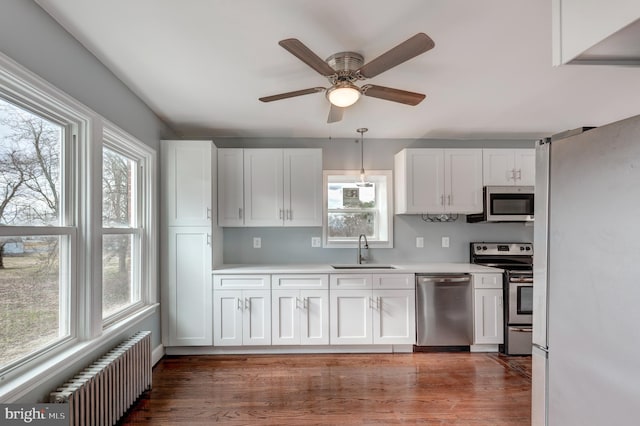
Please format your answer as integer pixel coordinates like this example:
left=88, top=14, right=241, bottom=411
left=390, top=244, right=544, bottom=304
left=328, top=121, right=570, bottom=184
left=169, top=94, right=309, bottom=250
left=161, top=140, right=214, bottom=347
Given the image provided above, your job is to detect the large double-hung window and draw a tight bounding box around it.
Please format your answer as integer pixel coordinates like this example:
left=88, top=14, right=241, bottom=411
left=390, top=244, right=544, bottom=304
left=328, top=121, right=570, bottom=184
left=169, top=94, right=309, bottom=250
left=101, top=126, right=155, bottom=323
left=0, top=95, right=75, bottom=370
left=0, top=52, right=157, bottom=380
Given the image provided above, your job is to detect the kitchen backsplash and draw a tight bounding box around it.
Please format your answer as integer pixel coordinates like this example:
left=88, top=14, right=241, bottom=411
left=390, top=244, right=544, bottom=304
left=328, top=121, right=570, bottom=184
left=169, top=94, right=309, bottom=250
left=222, top=215, right=534, bottom=265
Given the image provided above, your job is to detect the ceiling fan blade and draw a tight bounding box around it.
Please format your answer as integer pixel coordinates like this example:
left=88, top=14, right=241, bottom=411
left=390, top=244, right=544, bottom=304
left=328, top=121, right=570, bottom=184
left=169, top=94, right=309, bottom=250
left=362, top=85, right=426, bottom=106
left=327, top=104, right=344, bottom=123
left=357, top=33, right=435, bottom=78
left=278, top=39, right=337, bottom=76
left=259, top=87, right=325, bottom=102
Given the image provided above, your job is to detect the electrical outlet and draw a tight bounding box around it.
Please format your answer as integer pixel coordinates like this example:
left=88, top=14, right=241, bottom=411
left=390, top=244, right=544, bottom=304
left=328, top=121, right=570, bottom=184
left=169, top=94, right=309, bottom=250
left=253, top=237, right=261, bottom=248
left=441, top=236, right=450, bottom=248
left=311, top=237, right=321, bottom=248
left=416, top=237, right=424, bottom=248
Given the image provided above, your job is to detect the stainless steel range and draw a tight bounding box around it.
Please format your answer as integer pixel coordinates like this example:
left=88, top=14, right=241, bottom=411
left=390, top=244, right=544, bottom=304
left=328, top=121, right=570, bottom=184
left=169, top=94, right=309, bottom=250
left=470, top=242, right=533, bottom=355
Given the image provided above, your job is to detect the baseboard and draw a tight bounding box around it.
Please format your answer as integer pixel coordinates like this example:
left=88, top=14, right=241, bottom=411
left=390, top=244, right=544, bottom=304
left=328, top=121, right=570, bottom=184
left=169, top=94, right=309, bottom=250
left=152, top=344, right=165, bottom=365
left=165, top=345, right=410, bottom=356
left=470, top=344, right=499, bottom=353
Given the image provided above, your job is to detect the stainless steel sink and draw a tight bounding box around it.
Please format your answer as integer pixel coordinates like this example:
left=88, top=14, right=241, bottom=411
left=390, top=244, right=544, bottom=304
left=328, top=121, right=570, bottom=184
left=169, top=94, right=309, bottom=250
left=331, top=265, right=396, bottom=269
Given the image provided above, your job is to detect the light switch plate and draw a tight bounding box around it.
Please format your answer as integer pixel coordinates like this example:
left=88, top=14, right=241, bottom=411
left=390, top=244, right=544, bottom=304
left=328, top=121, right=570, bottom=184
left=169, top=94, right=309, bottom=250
left=253, top=237, right=261, bottom=248
left=441, top=236, right=450, bottom=248
left=416, top=237, right=424, bottom=248
left=311, top=237, right=321, bottom=248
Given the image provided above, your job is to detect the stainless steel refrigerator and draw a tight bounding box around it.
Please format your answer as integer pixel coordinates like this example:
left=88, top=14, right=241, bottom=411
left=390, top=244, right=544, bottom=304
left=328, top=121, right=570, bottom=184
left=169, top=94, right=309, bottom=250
left=531, top=121, right=640, bottom=425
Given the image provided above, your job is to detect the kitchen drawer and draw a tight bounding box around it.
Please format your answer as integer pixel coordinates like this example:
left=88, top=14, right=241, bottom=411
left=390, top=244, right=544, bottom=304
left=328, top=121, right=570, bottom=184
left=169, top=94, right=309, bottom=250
left=373, top=274, right=415, bottom=289
left=473, top=273, right=503, bottom=289
left=330, top=274, right=372, bottom=289
left=213, top=274, right=271, bottom=290
left=272, top=274, right=329, bottom=290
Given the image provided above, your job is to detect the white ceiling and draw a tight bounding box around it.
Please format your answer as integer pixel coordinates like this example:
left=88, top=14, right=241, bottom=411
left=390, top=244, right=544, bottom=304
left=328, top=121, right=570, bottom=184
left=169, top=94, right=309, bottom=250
left=35, top=0, right=640, bottom=140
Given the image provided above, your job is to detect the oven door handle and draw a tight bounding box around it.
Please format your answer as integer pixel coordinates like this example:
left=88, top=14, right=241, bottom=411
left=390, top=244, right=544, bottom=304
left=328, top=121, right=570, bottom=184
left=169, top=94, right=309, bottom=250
left=510, top=327, right=533, bottom=333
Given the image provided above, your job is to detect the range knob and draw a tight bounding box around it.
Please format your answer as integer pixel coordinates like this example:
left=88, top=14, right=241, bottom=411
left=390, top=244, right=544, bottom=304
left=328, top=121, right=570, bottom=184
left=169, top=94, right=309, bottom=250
left=526, top=246, right=531, bottom=251
left=520, top=246, right=525, bottom=251
left=482, top=245, right=488, bottom=251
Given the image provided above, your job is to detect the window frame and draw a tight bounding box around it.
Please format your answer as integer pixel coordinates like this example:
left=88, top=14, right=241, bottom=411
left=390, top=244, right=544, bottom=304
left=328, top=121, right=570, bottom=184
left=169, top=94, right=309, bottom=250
left=0, top=50, right=158, bottom=388
left=0, top=57, right=89, bottom=376
left=322, top=169, right=394, bottom=249
left=101, top=123, right=157, bottom=327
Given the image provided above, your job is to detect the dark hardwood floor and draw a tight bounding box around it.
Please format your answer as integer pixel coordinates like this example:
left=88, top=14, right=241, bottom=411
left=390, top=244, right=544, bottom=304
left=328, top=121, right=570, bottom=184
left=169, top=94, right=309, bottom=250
left=120, top=352, right=531, bottom=425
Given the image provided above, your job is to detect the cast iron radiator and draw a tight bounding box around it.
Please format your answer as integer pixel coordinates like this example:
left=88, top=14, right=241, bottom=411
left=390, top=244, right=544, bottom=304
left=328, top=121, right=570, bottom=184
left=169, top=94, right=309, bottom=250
left=49, top=331, right=152, bottom=426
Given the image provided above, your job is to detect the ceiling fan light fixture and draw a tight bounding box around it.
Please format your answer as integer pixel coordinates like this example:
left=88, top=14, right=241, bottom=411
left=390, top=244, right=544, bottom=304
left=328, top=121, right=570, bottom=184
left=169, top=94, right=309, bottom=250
left=327, top=83, right=361, bottom=107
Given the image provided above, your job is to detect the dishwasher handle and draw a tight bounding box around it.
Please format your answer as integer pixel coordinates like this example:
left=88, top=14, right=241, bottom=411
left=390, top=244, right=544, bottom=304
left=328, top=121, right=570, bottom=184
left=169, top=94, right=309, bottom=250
left=417, top=275, right=470, bottom=284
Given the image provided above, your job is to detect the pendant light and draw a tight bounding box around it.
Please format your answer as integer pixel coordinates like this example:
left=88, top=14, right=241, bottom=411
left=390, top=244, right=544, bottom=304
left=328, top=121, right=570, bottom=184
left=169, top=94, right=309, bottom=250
left=356, top=128, right=372, bottom=187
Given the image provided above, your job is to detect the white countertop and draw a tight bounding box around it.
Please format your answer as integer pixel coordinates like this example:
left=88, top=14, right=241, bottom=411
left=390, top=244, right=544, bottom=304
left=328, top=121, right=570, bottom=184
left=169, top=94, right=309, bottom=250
left=212, top=263, right=502, bottom=274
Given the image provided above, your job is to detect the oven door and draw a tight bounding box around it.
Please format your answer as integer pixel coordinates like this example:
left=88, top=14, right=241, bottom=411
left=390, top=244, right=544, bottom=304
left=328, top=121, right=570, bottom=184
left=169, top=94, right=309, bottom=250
left=508, top=281, right=533, bottom=324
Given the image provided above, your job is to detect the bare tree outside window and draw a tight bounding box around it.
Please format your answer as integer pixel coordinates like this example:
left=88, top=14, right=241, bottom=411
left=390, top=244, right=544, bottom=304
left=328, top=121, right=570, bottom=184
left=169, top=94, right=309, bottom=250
left=102, top=148, right=139, bottom=318
left=0, top=98, right=65, bottom=367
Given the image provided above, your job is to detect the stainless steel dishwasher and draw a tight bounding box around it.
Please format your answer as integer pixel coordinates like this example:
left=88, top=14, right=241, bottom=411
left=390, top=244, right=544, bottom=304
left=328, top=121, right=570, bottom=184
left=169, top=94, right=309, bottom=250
left=416, top=274, right=472, bottom=346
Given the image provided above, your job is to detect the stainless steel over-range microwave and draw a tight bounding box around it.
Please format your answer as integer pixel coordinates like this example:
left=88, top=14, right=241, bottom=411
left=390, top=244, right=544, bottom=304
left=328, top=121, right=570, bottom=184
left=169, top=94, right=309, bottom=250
left=466, top=186, right=534, bottom=223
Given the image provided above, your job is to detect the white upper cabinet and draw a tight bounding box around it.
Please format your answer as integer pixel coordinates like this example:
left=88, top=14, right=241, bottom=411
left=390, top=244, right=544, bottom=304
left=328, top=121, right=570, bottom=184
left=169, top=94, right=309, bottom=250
left=445, top=149, right=484, bottom=213
left=395, top=148, right=482, bottom=214
left=483, top=149, right=535, bottom=186
left=218, top=148, right=322, bottom=227
left=284, top=149, right=323, bottom=226
left=217, top=148, right=244, bottom=226
left=244, top=149, right=285, bottom=227
left=162, top=140, right=212, bottom=227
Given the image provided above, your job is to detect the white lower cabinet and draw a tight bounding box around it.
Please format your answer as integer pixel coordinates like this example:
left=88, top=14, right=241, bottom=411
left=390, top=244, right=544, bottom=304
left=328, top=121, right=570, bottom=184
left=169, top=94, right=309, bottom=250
left=167, top=227, right=212, bottom=346
left=272, top=289, right=329, bottom=345
left=330, top=289, right=373, bottom=344
left=373, top=289, right=416, bottom=344
left=472, top=273, right=504, bottom=346
left=213, top=275, right=271, bottom=346
left=271, top=274, right=329, bottom=345
left=330, top=274, right=416, bottom=345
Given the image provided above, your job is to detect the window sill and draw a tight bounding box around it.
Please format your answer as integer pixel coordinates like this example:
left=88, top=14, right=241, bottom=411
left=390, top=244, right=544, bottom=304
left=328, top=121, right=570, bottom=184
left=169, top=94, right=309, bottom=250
left=0, top=303, right=158, bottom=403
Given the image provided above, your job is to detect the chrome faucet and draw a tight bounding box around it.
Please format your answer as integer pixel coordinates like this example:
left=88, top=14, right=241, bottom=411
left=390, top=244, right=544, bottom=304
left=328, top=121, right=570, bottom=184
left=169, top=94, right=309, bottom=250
left=357, top=234, right=369, bottom=264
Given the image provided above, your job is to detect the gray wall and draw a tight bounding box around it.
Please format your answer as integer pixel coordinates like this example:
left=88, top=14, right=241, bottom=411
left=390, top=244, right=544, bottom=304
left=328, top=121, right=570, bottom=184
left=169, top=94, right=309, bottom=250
left=217, top=138, right=535, bottom=264
left=0, top=0, right=174, bottom=147
left=0, top=0, right=169, bottom=402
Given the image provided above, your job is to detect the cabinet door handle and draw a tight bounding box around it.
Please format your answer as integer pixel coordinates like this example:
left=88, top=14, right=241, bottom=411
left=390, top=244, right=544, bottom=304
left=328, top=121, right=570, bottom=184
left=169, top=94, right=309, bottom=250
left=238, top=208, right=243, bottom=219
left=511, top=168, right=517, bottom=181
left=287, top=209, right=292, bottom=221
left=206, top=234, right=211, bottom=246
left=498, top=296, right=503, bottom=308
left=237, top=298, right=242, bottom=311
left=279, top=209, right=284, bottom=220
left=440, top=194, right=444, bottom=206
left=447, top=194, right=452, bottom=205
left=378, top=297, right=382, bottom=311
left=303, top=297, right=308, bottom=310
left=295, top=297, right=300, bottom=310
left=517, top=169, right=522, bottom=180
left=245, top=297, right=250, bottom=311
left=206, top=207, right=212, bottom=219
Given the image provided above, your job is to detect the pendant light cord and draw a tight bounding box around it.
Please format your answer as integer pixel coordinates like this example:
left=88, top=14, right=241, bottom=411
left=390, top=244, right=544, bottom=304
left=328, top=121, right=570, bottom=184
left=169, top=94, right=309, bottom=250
left=357, top=127, right=368, bottom=176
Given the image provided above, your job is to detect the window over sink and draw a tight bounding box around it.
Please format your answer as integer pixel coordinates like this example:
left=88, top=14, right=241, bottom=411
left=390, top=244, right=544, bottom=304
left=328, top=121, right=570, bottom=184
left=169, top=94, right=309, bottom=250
left=323, top=170, right=393, bottom=248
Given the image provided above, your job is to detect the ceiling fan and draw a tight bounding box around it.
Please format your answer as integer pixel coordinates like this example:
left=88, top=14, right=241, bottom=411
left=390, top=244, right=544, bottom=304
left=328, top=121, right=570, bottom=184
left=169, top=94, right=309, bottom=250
left=259, top=33, right=435, bottom=123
